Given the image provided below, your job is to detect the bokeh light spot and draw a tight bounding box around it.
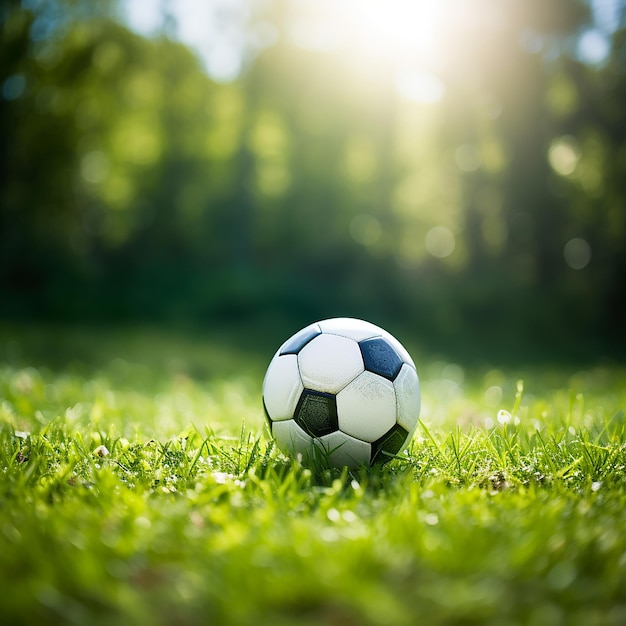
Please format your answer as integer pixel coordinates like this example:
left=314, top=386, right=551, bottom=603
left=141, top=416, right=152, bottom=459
left=81, top=150, right=110, bottom=184
left=548, top=137, right=580, bottom=176
left=425, top=226, right=456, bottom=258
left=484, top=385, right=503, bottom=407
left=2, top=74, right=26, bottom=100
left=454, top=144, right=481, bottom=172
left=442, top=363, right=464, bottom=385
left=519, top=28, right=544, bottom=54
left=577, top=28, right=610, bottom=66
left=563, top=238, right=591, bottom=270
left=546, top=74, right=578, bottom=117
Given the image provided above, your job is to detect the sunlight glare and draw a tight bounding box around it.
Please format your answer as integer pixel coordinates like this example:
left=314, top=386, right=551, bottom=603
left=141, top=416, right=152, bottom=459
left=290, top=0, right=448, bottom=69
left=352, top=0, right=445, bottom=63
left=289, top=0, right=450, bottom=103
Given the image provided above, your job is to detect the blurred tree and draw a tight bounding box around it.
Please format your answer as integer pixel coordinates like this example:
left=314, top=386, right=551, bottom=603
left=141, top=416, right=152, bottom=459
left=1, top=0, right=624, bottom=358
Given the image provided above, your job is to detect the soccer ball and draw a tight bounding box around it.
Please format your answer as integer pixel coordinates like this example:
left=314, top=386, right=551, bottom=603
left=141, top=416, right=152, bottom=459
left=262, top=318, right=420, bottom=468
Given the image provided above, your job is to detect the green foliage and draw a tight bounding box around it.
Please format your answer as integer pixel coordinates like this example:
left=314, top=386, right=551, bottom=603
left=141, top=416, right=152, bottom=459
left=1, top=1, right=625, bottom=355
left=1, top=325, right=626, bottom=624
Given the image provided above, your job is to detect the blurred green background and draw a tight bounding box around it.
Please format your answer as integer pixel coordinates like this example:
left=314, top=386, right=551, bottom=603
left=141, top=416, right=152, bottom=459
left=1, top=0, right=625, bottom=362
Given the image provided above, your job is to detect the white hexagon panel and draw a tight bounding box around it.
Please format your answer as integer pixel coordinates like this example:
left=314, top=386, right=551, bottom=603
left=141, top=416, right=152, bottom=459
left=262, top=354, right=304, bottom=422
left=271, top=420, right=315, bottom=462
left=394, top=363, right=421, bottom=435
left=317, top=317, right=382, bottom=342
left=298, top=334, right=364, bottom=393
left=336, top=371, right=397, bottom=442
left=317, top=430, right=371, bottom=468
left=278, top=323, right=321, bottom=356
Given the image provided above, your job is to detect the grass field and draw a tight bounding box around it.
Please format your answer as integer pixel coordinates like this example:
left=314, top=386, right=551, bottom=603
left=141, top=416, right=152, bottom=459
left=1, top=324, right=625, bottom=625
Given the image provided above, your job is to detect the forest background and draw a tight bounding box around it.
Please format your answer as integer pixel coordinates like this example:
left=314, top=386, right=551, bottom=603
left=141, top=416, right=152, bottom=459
left=2, top=0, right=625, bottom=363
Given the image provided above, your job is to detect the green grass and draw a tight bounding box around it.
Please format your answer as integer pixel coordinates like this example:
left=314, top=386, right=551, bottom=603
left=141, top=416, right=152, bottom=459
left=1, top=324, right=626, bottom=625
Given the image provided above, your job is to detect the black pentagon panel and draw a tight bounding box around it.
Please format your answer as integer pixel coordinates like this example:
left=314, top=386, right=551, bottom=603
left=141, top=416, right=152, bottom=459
left=359, top=337, right=403, bottom=381
left=294, top=390, right=338, bottom=437
left=279, top=325, right=322, bottom=355
left=371, top=424, right=409, bottom=464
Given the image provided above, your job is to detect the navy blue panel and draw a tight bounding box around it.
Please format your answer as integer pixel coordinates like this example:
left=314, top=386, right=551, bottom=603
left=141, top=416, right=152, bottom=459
left=279, top=325, right=321, bottom=355
left=294, top=390, right=338, bottom=437
left=371, top=424, right=409, bottom=464
left=359, top=337, right=403, bottom=381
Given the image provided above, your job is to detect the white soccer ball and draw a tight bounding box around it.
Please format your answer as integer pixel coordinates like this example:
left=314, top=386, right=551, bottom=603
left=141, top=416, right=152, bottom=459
left=262, top=318, right=420, bottom=468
